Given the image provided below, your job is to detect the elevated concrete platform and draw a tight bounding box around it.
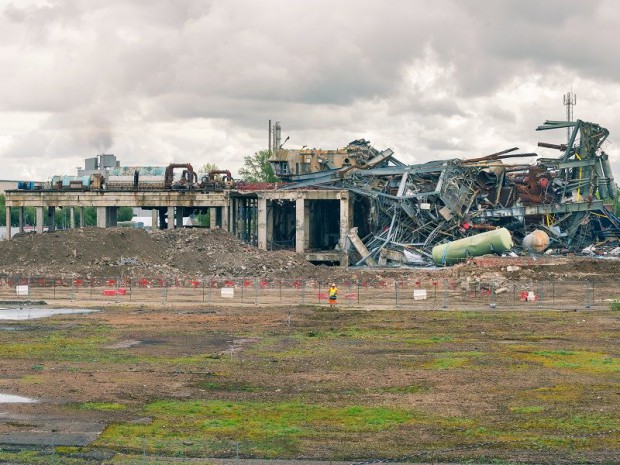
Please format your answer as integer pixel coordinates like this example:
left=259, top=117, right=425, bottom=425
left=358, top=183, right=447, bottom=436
left=4, top=188, right=352, bottom=266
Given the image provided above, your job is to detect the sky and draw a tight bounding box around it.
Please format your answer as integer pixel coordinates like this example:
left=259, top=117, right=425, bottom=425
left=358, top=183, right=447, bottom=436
left=1, top=0, right=620, bottom=182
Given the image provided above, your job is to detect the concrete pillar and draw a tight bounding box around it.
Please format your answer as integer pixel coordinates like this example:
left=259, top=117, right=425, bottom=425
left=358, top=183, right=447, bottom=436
left=167, top=206, right=174, bottom=230
left=151, top=209, right=158, bottom=231
left=18, top=207, right=24, bottom=234
left=209, top=207, right=217, bottom=229
left=222, top=204, right=229, bottom=231
left=48, top=207, right=56, bottom=232
left=5, top=207, right=11, bottom=239
left=295, top=197, right=305, bottom=254
left=96, top=207, right=107, bottom=228
left=175, top=207, right=183, bottom=227
left=36, top=207, right=44, bottom=234
left=257, top=197, right=267, bottom=250
left=339, top=193, right=350, bottom=267
left=70, top=207, right=76, bottom=229
left=79, top=207, right=85, bottom=228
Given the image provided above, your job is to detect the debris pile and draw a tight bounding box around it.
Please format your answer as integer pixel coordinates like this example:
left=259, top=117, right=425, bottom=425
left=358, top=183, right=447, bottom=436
left=0, top=228, right=317, bottom=278
left=284, top=119, right=620, bottom=265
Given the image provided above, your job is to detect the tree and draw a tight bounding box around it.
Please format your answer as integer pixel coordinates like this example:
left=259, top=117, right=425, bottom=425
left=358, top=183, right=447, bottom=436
left=238, top=149, right=280, bottom=183
left=117, top=207, right=134, bottom=222
left=200, top=162, right=219, bottom=174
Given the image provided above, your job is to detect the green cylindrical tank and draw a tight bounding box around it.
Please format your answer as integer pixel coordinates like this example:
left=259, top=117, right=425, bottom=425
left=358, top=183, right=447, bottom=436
left=432, top=228, right=513, bottom=266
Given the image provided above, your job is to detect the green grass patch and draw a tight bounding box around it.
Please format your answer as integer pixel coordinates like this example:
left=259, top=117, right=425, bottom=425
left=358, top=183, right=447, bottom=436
left=527, top=385, right=583, bottom=403
left=610, top=300, right=620, bottom=311
left=381, top=385, right=428, bottom=394
left=509, top=406, right=545, bottom=414
left=97, top=400, right=417, bottom=458
left=78, top=402, right=127, bottom=411
left=520, top=414, right=618, bottom=433
left=423, top=351, right=482, bottom=370
left=510, top=348, right=619, bottom=373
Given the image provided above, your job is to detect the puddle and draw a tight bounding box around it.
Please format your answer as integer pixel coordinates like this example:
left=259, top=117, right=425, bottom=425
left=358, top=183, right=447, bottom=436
left=0, top=394, right=38, bottom=403
left=0, top=308, right=97, bottom=321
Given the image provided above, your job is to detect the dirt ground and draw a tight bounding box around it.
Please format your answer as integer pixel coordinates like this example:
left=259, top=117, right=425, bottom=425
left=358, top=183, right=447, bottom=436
left=0, top=229, right=618, bottom=463
left=0, top=300, right=617, bottom=464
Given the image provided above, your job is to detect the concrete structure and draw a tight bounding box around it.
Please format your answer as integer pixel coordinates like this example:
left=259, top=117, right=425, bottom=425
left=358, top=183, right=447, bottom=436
left=4, top=187, right=351, bottom=265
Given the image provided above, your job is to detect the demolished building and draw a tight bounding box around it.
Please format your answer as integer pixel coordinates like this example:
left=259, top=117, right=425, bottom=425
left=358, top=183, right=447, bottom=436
left=270, top=119, right=620, bottom=265
left=6, top=118, right=619, bottom=268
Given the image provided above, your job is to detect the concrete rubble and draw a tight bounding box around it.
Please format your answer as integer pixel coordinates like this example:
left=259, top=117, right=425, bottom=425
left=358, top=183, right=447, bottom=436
left=279, top=119, right=620, bottom=266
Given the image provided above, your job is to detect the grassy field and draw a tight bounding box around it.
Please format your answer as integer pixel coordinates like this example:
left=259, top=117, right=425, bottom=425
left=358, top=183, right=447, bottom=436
left=0, top=303, right=617, bottom=464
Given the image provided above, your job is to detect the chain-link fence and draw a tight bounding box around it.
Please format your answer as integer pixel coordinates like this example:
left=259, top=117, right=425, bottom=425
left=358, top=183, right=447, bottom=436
left=0, top=274, right=616, bottom=310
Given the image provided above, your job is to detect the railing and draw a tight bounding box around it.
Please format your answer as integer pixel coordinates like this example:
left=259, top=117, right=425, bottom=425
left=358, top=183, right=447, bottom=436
left=0, top=274, right=615, bottom=310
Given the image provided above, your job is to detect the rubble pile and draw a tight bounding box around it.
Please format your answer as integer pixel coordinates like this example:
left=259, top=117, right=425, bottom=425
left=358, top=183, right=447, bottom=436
left=0, top=227, right=316, bottom=278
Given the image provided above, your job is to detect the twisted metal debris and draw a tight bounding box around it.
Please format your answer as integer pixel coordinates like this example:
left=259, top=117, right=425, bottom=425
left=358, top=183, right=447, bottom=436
left=279, top=119, right=620, bottom=265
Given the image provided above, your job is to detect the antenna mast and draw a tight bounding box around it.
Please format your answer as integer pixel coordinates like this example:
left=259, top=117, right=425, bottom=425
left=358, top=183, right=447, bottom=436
left=563, top=91, right=576, bottom=144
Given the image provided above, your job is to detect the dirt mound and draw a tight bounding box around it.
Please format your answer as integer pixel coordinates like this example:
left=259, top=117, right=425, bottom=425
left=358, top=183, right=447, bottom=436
left=1, top=228, right=619, bottom=283
left=0, top=228, right=317, bottom=278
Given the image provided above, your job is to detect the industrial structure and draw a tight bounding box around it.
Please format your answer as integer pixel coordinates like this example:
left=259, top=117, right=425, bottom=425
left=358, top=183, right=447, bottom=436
left=5, top=119, right=620, bottom=266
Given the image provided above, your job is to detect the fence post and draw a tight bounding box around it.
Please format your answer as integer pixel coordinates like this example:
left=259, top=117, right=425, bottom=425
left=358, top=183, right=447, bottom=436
left=395, top=281, right=399, bottom=306
left=301, top=279, right=305, bottom=306
left=442, top=279, right=448, bottom=309
left=53, top=276, right=56, bottom=300
left=538, top=282, right=544, bottom=305
left=489, top=282, right=496, bottom=309
left=241, top=276, right=245, bottom=303
left=255, top=277, right=259, bottom=305
left=584, top=281, right=591, bottom=308
left=357, top=281, right=360, bottom=304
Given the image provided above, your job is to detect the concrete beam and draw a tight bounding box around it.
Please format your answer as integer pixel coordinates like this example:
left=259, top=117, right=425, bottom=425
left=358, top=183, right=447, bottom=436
left=258, top=190, right=347, bottom=201
left=5, top=190, right=227, bottom=208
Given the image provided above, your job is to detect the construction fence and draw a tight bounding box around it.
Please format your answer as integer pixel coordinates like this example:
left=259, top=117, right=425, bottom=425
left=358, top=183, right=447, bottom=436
left=0, top=274, right=617, bottom=310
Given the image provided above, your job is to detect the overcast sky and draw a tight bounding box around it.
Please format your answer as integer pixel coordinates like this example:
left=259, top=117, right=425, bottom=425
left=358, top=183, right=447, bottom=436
left=1, top=0, right=619, bottom=182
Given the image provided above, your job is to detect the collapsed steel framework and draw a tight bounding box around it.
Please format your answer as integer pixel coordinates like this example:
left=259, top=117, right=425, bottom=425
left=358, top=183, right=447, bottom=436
left=282, top=120, right=620, bottom=264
